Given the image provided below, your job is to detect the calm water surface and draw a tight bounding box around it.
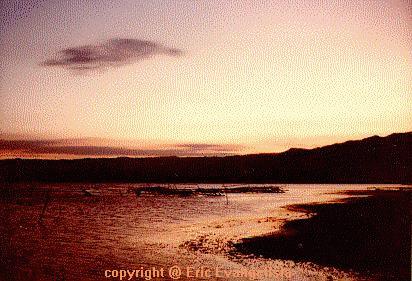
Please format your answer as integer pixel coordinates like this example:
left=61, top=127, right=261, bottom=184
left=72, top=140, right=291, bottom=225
left=0, top=184, right=405, bottom=281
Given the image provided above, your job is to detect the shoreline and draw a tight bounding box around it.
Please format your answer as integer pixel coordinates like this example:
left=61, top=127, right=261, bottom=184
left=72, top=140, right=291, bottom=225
left=233, top=190, right=411, bottom=280
left=1, top=184, right=410, bottom=280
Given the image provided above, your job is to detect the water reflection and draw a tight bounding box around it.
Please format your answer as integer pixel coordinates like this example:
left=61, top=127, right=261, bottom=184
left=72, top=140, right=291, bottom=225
left=0, top=184, right=403, bottom=280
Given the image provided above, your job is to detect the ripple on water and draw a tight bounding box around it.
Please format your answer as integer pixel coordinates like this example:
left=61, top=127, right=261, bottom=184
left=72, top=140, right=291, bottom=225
left=1, top=183, right=398, bottom=280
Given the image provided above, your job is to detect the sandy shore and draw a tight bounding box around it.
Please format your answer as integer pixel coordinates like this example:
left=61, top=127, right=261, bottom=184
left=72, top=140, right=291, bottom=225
left=233, top=190, right=411, bottom=280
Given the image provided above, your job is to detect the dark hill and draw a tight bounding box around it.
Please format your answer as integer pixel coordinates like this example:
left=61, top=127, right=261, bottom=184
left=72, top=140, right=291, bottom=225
left=0, top=132, right=411, bottom=183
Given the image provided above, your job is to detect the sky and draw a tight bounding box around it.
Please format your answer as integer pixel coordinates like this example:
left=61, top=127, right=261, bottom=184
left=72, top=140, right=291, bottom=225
left=0, top=0, right=411, bottom=158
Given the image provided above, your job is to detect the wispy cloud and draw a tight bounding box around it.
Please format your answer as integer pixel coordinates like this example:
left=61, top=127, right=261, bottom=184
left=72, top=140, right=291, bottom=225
left=41, top=38, right=184, bottom=72
left=176, top=143, right=242, bottom=152
left=0, top=139, right=243, bottom=158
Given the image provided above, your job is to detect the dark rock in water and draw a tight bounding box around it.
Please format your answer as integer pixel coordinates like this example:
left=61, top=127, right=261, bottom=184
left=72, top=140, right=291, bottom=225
left=132, top=185, right=286, bottom=197
left=223, top=186, right=285, bottom=193
left=133, top=186, right=194, bottom=197
left=82, top=189, right=101, bottom=196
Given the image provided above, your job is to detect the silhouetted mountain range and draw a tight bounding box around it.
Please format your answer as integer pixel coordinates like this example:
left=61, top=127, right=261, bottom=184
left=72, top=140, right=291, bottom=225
left=1, top=132, right=411, bottom=183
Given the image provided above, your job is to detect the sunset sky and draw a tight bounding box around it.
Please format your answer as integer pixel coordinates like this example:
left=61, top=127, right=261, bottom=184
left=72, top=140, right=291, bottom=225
left=0, top=0, right=411, bottom=158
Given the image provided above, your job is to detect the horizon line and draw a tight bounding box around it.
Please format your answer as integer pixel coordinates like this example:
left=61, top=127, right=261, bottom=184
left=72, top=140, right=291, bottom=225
left=1, top=131, right=410, bottom=161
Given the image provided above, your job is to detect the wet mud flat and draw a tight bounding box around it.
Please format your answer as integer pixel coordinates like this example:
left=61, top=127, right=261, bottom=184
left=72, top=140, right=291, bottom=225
left=234, top=190, right=411, bottom=280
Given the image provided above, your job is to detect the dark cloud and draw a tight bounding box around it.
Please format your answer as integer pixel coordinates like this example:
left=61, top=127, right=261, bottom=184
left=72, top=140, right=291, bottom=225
left=41, top=38, right=184, bottom=72
left=0, top=139, right=242, bottom=158
left=176, top=143, right=243, bottom=152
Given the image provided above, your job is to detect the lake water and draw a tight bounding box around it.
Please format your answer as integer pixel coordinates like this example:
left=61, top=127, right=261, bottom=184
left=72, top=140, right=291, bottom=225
left=0, top=183, right=406, bottom=281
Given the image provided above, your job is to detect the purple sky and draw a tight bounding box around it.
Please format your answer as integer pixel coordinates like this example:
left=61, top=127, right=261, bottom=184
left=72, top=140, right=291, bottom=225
left=0, top=0, right=411, bottom=158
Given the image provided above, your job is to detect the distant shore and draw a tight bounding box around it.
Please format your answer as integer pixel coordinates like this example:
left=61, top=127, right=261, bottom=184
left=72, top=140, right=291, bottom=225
left=1, top=133, right=411, bottom=184
left=234, top=190, right=411, bottom=280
